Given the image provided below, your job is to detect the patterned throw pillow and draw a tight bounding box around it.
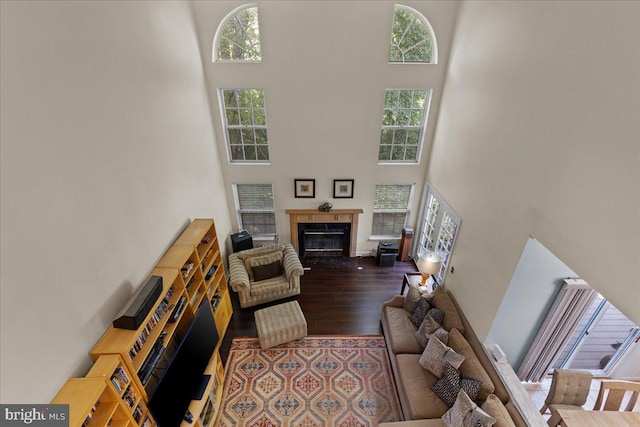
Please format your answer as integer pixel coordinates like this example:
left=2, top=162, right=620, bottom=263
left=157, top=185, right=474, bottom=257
left=414, top=314, right=450, bottom=348
left=419, top=335, right=465, bottom=378
left=442, top=389, right=477, bottom=427
left=426, top=307, right=445, bottom=325
left=403, top=284, right=422, bottom=314
left=465, top=407, right=497, bottom=427
left=409, top=295, right=431, bottom=327
left=432, top=363, right=483, bottom=407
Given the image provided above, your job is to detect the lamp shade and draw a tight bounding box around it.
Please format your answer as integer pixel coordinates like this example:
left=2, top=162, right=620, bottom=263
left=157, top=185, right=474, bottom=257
left=417, top=251, right=441, bottom=275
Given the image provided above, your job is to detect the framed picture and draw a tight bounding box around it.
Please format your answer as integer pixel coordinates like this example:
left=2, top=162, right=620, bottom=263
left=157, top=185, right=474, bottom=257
left=333, top=179, right=354, bottom=198
left=294, top=179, right=315, bottom=198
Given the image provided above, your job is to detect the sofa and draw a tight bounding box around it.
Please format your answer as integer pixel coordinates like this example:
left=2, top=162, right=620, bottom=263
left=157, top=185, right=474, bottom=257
left=380, top=286, right=529, bottom=427
left=228, top=243, right=304, bottom=308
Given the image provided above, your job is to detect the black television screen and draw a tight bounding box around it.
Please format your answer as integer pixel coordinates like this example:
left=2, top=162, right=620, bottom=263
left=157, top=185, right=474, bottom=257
left=148, top=299, right=219, bottom=427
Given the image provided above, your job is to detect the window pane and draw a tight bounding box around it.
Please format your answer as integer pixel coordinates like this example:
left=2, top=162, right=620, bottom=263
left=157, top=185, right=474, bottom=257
left=374, top=184, right=412, bottom=209
left=240, top=212, right=276, bottom=235
left=372, top=212, right=407, bottom=236
left=379, top=89, right=430, bottom=162
left=216, top=6, right=261, bottom=61
left=389, top=6, right=435, bottom=64
left=221, top=88, right=270, bottom=162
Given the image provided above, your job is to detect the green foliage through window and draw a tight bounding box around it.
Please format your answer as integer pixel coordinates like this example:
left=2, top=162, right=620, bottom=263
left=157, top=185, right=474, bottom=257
left=378, top=89, right=431, bottom=162
left=390, top=6, right=435, bottom=63
left=221, top=89, right=269, bottom=162
left=216, top=5, right=261, bottom=61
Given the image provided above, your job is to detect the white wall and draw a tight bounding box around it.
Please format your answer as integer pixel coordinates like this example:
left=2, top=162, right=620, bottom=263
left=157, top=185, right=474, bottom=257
left=191, top=1, right=460, bottom=253
left=429, top=0, right=640, bottom=338
left=0, top=1, right=231, bottom=403
left=486, top=238, right=579, bottom=370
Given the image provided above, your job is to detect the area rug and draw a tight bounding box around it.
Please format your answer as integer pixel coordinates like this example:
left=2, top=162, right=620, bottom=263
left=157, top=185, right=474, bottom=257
left=216, top=335, right=403, bottom=427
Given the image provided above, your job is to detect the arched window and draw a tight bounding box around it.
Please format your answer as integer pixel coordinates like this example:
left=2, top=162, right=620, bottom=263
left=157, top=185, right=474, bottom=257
left=389, top=5, right=437, bottom=64
left=213, top=4, right=261, bottom=62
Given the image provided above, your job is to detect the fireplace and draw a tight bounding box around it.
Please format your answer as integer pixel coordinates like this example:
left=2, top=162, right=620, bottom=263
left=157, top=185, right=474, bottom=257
left=285, top=209, right=363, bottom=257
left=298, top=223, right=350, bottom=257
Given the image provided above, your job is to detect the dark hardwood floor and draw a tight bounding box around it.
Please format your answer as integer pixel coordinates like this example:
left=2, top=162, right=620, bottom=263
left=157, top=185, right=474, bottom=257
left=219, top=256, right=417, bottom=364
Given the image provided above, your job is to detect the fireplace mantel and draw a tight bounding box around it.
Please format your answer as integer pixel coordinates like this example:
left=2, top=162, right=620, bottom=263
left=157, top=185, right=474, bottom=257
left=285, top=209, right=363, bottom=257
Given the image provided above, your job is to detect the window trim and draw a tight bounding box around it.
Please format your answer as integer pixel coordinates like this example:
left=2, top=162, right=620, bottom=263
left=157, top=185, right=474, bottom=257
left=371, top=183, right=415, bottom=239
left=378, top=88, right=432, bottom=165
left=219, top=88, right=271, bottom=164
left=389, top=4, right=438, bottom=65
left=213, top=3, right=262, bottom=63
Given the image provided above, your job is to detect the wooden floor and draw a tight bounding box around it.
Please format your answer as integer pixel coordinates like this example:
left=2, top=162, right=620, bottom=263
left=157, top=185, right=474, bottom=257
left=219, top=256, right=417, bottom=363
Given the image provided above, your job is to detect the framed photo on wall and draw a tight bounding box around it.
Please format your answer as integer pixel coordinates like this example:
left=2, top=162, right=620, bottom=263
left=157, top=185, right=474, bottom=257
left=294, top=179, right=315, bottom=198
left=333, top=179, right=354, bottom=198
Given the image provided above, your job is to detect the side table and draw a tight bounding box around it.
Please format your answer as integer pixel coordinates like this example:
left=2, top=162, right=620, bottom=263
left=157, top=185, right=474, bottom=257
left=401, top=272, right=437, bottom=295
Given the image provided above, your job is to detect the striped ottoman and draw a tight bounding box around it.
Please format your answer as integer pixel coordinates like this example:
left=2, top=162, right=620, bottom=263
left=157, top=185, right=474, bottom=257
left=254, top=300, right=307, bottom=349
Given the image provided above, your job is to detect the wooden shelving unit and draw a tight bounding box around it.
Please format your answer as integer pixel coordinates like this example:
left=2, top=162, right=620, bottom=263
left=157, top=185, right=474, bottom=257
left=54, top=218, right=232, bottom=427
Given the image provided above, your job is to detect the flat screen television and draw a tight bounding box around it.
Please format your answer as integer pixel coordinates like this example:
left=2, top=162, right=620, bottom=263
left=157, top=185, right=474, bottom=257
left=148, top=299, right=219, bottom=427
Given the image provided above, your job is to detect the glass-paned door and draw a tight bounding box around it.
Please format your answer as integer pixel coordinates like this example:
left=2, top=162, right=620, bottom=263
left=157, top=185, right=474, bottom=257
left=414, top=183, right=460, bottom=283
left=553, top=294, right=640, bottom=375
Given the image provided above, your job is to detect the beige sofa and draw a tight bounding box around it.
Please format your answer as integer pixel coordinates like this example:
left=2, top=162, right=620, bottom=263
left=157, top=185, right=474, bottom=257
left=380, top=287, right=528, bottom=426
left=228, top=243, right=304, bottom=308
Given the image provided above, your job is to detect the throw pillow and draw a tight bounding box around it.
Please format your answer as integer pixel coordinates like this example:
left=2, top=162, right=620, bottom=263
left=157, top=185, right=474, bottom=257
left=245, top=251, right=283, bottom=282
left=432, top=363, right=483, bottom=407
left=431, top=286, right=465, bottom=334
left=419, top=335, right=465, bottom=378
left=465, top=406, right=497, bottom=427
left=251, top=260, right=283, bottom=282
left=409, top=295, right=431, bottom=327
left=415, top=314, right=449, bottom=348
left=403, top=283, right=422, bottom=313
left=426, top=307, right=445, bottom=325
left=481, top=394, right=516, bottom=427
left=442, top=389, right=477, bottom=427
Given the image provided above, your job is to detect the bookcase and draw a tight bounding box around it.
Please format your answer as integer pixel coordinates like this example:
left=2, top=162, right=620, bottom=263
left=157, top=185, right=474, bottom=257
left=54, top=218, right=232, bottom=427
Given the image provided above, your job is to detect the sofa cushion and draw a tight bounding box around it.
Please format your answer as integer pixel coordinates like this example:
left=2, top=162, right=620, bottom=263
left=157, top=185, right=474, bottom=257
left=432, top=363, right=482, bottom=407
left=409, top=296, right=431, bottom=327
left=383, top=306, right=422, bottom=354
left=395, top=354, right=450, bottom=419
left=419, top=335, right=465, bottom=378
left=431, top=287, right=465, bottom=334
left=245, top=251, right=283, bottom=281
left=481, top=395, right=516, bottom=427
left=415, top=315, right=449, bottom=348
left=442, top=390, right=476, bottom=427
left=403, top=284, right=422, bottom=313
left=251, top=260, right=283, bottom=282
left=448, top=328, right=495, bottom=400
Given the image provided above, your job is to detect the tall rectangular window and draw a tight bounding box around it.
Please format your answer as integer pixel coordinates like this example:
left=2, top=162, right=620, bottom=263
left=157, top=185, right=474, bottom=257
left=378, top=89, right=431, bottom=163
left=221, top=89, right=269, bottom=162
left=233, top=184, right=275, bottom=238
left=372, top=184, right=413, bottom=237
left=415, top=183, right=460, bottom=283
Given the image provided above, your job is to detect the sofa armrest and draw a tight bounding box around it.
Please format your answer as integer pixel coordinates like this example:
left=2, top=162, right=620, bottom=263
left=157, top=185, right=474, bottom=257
left=228, top=253, right=250, bottom=292
left=382, top=295, right=405, bottom=309
left=283, top=244, right=304, bottom=280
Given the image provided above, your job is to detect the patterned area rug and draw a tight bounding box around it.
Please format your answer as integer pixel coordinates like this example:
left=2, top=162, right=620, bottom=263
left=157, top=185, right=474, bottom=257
left=216, top=335, right=403, bottom=427
left=301, top=256, right=363, bottom=269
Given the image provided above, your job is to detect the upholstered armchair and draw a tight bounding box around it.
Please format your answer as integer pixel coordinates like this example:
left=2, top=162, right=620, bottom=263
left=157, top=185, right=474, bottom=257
left=228, top=243, right=304, bottom=308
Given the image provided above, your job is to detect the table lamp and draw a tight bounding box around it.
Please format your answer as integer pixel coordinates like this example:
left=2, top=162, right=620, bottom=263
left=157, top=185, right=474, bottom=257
left=417, top=251, right=441, bottom=285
